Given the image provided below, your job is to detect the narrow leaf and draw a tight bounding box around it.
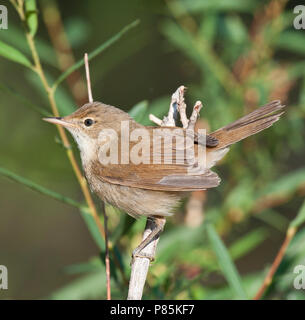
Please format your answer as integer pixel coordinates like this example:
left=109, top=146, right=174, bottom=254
left=0, top=83, right=50, bottom=116
left=258, top=168, right=305, bottom=199
left=0, top=24, right=57, bottom=68
left=64, top=257, right=104, bottom=274
left=50, top=271, right=106, bottom=300
left=178, top=0, right=256, bottom=14
left=25, top=70, right=75, bottom=116
left=229, top=228, right=268, bottom=260
left=161, top=20, right=241, bottom=98
left=25, top=0, right=38, bottom=37
left=275, top=31, right=305, bottom=55
left=142, top=96, right=170, bottom=126
left=0, top=40, right=33, bottom=69
left=290, top=200, right=305, bottom=228
left=52, top=19, right=140, bottom=90
left=0, top=167, right=107, bottom=255
left=128, top=100, right=148, bottom=123
left=206, top=223, right=247, bottom=299
left=0, top=166, right=84, bottom=209
left=65, top=17, right=91, bottom=48
left=80, top=208, right=105, bottom=251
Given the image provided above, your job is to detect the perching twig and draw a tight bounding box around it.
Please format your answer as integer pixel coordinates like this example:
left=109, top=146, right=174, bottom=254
left=128, top=86, right=203, bottom=300
left=127, top=218, right=164, bottom=300
left=84, top=54, right=111, bottom=300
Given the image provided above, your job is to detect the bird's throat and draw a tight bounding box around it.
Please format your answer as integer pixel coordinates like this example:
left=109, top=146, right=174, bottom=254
left=71, top=131, right=98, bottom=166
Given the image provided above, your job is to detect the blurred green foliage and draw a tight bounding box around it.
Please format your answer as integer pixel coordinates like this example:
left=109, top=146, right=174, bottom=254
left=0, top=0, right=305, bottom=300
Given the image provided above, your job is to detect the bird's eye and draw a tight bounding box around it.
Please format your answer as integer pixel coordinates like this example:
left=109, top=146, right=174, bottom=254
left=84, top=118, right=94, bottom=127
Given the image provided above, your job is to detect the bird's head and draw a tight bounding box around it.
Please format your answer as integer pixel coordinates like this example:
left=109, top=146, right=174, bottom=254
left=43, top=101, right=133, bottom=162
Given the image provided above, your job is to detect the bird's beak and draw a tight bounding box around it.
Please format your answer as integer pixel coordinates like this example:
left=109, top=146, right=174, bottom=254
left=43, top=117, right=76, bottom=128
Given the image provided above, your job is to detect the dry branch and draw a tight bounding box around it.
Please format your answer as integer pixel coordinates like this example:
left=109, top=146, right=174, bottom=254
left=84, top=54, right=111, bottom=300
left=127, top=86, right=203, bottom=300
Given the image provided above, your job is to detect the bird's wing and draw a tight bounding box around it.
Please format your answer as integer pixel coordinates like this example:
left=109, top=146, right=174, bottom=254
left=91, top=127, right=220, bottom=191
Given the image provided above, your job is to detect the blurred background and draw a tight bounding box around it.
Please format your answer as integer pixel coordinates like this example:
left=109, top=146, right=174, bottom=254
left=0, top=0, right=305, bottom=299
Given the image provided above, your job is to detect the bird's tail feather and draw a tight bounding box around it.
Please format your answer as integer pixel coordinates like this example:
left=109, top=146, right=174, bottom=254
left=209, top=100, right=285, bottom=150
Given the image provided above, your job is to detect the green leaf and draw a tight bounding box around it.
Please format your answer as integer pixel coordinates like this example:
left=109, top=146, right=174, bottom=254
left=176, top=0, right=257, bottom=14
left=203, top=273, right=265, bottom=300
left=258, top=168, right=305, bottom=199
left=25, top=0, right=38, bottom=37
left=206, top=223, right=247, bottom=299
left=52, top=19, right=140, bottom=91
left=275, top=31, right=305, bottom=55
left=128, top=100, right=148, bottom=123
left=50, top=271, right=107, bottom=300
left=0, top=165, right=106, bottom=252
left=162, top=21, right=205, bottom=73
left=64, top=256, right=104, bottom=274
left=141, top=96, right=170, bottom=126
left=0, top=166, right=84, bottom=209
left=80, top=208, right=105, bottom=251
left=255, top=209, right=289, bottom=232
left=229, top=228, right=268, bottom=260
left=25, top=70, right=75, bottom=116
left=65, top=17, right=91, bottom=48
left=108, top=206, right=127, bottom=245
left=290, top=200, right=305, bottom=229
left=0, top=40, right=33, bottom=69
left=285, top=227, right=305, bottom=261
left=0, top=167, right=107, bottom=258
left=0, top=24, right=58, bottom=68
left=225, top=178, right=255, bottom=214
left=199, top=13, right=217, bottom=43
left=158, top=224, right=207, bottom=262
left=0, top=83, right=50, bottom=116
left=224, top=15, right=248, bottom=44
left=161, top=20, right=241, bottom=98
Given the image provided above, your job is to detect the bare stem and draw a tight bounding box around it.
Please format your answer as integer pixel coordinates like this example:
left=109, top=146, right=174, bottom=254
left=253, top=226, right=297, bottom=300
left=127, top=218, right=163, bottom=300
left=84, top=53, right=93, bottom=103
left=12, top=2, right=105, bottom=239
left=128, top=86, right=203, bottom=300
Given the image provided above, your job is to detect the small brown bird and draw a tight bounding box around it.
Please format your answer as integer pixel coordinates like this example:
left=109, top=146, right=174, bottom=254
left=44, top=99, right=284, bottom=260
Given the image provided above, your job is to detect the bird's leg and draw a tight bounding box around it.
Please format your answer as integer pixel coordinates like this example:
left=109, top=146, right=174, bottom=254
left=132, top=216, right=166, bottom=263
